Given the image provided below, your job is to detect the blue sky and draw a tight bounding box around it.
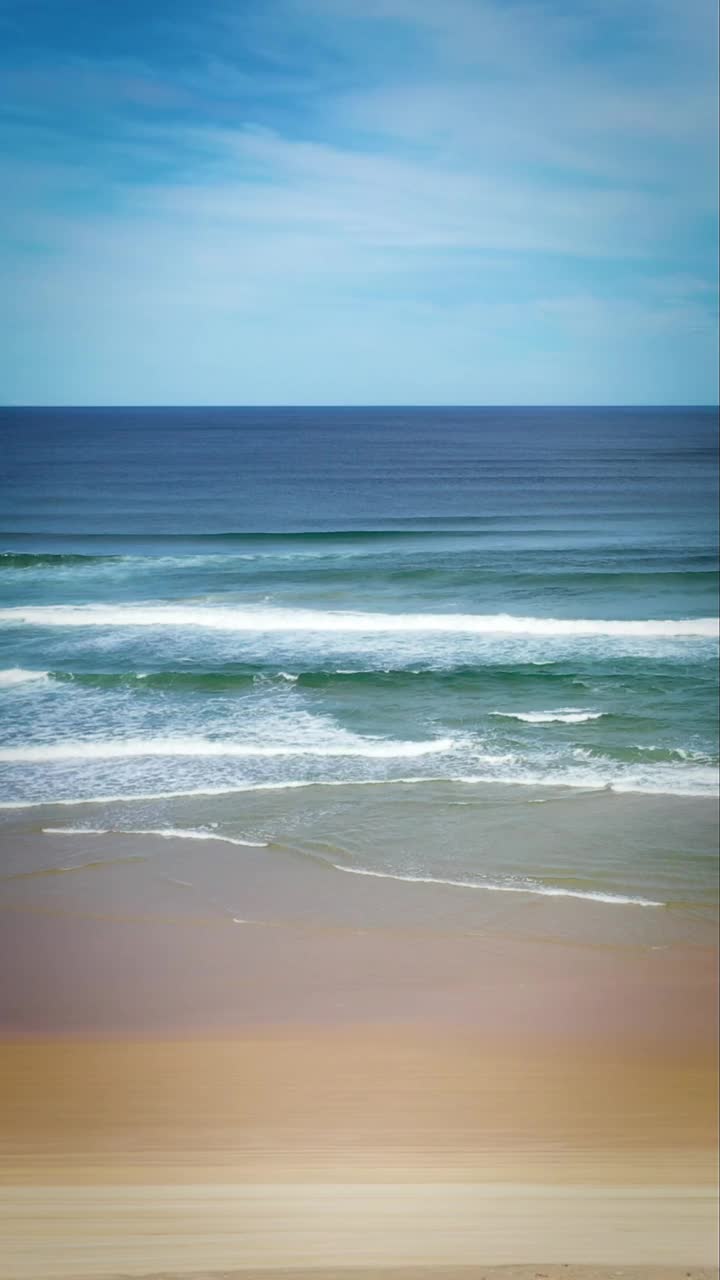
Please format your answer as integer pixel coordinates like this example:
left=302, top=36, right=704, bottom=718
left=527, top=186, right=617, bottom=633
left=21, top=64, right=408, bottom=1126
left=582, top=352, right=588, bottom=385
left=1, top=0, right=717, bottom=404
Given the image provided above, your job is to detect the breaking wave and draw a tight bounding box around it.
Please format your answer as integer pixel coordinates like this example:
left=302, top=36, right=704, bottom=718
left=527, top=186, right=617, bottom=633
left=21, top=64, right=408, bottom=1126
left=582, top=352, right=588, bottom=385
left=0, top=668, right=49, bottom=687
left=0, top=603, right=716, bottom=638
left=491, top=708, right=605, bottom=724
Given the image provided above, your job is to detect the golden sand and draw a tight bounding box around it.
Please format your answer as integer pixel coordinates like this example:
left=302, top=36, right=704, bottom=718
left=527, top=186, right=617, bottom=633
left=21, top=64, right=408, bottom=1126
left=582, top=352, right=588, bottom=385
left=0, top=1029, right=717, bottom=1277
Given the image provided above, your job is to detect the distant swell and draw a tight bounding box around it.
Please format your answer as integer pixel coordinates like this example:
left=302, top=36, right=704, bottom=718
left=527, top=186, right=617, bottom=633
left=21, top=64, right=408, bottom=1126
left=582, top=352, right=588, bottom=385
left=2, top=662, right=713, bottom=698
left=1, top=603, right=716, bottom=638
left=0, top=552, right=114, bottom=568
left=1, top=549, right=716, bottom=583
left=0, top=525, right=585, bottom=544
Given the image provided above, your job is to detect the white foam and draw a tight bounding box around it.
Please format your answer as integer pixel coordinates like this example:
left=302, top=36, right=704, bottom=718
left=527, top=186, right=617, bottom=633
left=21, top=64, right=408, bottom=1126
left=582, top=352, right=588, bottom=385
left=0, top=779, right=438, bottom=808
left=0, top=734, right=454, bottom=764
left=491, top=709, right=605, bottom=724
left=451, top=765, right=719, bottom=797
left=2, top=761, right=717, bottom=809
left=0, top=667, right=49, bottom=687
left=609, top=772, right=718, bottom=796
left=0, top=603, right=716, bottom=638
left=331, top=864, right=663, bottom=906
left=42, top=826, right=267, bottom=847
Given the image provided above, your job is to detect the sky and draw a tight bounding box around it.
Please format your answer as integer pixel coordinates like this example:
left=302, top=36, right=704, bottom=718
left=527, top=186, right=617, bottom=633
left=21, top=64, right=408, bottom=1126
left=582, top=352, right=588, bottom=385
left=0, top=0, right=718, bottom=405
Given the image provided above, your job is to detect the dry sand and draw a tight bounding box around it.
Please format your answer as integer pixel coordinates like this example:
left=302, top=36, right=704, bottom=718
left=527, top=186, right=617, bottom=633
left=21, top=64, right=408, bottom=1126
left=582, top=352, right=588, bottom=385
left=1, top=1024, right=717, bottom=1277
left=0, top=838, right=717, bottom=1279
left=1, top=1182, right=718, bottom=1277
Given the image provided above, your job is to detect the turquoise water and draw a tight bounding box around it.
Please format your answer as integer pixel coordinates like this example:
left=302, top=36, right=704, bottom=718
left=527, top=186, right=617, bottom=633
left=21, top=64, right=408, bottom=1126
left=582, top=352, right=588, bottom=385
left=0, top=407, right=717, bottom=909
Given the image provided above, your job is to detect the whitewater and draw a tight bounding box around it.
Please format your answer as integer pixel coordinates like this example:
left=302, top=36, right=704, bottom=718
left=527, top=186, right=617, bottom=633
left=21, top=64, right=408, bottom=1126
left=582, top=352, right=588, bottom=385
left=1, top=602, right=716, bottom=638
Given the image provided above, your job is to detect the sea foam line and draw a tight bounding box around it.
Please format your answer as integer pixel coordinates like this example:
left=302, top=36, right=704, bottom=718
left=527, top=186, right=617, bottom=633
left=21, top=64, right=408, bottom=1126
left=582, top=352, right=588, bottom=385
left=1, top=765, right=717, bottom=810
left=0, top=603, right=717, bottom=638
left=0, top=779, right=436, bottom=808
left=0, top=735, right=454, bottom=763
left=330, top=864, right=663, bottom=906
left=38, top=828, right=663, bottom=905
left=42, top=826, right=267, bottom=848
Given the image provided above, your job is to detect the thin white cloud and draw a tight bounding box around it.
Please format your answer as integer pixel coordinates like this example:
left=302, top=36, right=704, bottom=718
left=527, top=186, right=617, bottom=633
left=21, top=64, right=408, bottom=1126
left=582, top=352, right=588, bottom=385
left=96, top=122, right=697, bottom=262
left=0, top=0, right=716, bottom=403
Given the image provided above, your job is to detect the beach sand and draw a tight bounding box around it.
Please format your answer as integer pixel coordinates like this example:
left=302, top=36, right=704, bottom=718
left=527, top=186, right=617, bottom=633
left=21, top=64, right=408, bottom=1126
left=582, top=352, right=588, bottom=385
left=0, top=833, right=717, bottom=1278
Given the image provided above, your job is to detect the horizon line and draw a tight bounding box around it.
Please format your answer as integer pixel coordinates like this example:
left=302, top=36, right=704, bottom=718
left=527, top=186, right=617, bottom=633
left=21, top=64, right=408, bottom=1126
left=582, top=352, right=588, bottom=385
left=2, top=403, right=718, bottom=412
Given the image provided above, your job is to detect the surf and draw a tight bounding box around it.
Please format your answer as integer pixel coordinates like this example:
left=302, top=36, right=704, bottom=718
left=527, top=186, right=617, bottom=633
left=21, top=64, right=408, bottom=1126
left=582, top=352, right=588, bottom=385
left=1, top=602, right=717, bottom=638
left=0, top=734, right=456, bottom=763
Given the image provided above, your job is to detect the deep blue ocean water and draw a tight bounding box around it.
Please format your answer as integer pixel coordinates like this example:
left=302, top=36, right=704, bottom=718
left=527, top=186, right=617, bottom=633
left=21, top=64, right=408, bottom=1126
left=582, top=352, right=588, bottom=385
left=0, top=407, right=717, bottom=910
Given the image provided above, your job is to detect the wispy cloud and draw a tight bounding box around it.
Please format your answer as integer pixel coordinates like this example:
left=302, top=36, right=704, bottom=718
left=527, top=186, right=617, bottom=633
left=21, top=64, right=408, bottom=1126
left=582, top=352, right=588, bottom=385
left=0, top=0, right=717, bottom=403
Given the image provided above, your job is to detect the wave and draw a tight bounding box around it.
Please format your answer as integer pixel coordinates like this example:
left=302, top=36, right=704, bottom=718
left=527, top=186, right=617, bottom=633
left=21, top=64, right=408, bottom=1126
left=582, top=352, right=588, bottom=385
left=7, top=660, right=714, bottom=698
left=1, top=603, right=716, bottom=638
left=0, top=552, right=114, bottom=568
left=42, top=826, right=267, bottom=847
left=0, top=734, right=455, bottom=763
left=0, top=530, right=494, bottom=559
left=330, top=865, right=663, bottom=906
left=491, top=708, right=605, bottom=724
left=450, top=764, right=719, bottom=797
left=47, top=668, right=266, bottom=691
left=10, top=856, right=613, bottom=899
left=0, top=524, right=609, bottom=544
left=0, top=668, right=49, bottom=687
left=3, top=550, right=716, bottom=583
left=1, top=523, right=716, bottom=546
left=1, top=759, right=717, bottom=809
left=0, top=780, right=436, bottom=808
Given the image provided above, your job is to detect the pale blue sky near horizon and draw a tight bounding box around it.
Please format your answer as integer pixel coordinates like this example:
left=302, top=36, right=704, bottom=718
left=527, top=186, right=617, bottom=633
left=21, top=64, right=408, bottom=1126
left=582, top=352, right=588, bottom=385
left=1, top=0, right=718, bottom=406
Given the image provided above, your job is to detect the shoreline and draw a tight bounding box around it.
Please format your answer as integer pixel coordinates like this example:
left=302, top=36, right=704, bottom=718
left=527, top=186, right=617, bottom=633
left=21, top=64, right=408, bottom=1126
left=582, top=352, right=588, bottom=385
left=1, top=786, right=717, bottom=933
left=1, top=829, right=717, bottom=1276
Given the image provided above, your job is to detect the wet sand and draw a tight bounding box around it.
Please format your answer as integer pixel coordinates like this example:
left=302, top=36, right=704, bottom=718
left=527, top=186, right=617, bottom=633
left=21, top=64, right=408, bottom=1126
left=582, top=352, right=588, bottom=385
left=0, top=834, right=717, bottom=1277
left=0, top=827, right=717, bottom=1037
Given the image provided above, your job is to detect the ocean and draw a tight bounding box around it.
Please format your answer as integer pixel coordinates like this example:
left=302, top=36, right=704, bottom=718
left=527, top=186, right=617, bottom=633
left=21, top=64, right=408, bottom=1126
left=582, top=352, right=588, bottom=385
left=0, top=407, right=718, bottom=916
